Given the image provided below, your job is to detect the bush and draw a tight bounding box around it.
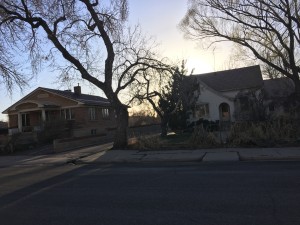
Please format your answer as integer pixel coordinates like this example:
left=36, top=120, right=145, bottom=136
left=129, top=135, right=162, bottom=150
left=169, top=110, right=188, bottom=130
left=189, top=125, right=219, bottom=148
left=187, top=119, right=219, bottom=132
left=228, top=117, right=299, bottom=147
left=0, top=134, right=21, bottom=154
left=37, top=119, right=68, bottom=143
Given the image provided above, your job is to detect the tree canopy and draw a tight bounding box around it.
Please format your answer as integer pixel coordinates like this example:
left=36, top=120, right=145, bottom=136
left=131, top=61, right=192, bottom=136
left=0, top=0, right=171, bottom=148
left=180, top=0, right=300, bottom=96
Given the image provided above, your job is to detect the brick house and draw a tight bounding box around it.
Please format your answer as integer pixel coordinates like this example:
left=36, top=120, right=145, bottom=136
left=2, top=85, right=117, bottom=140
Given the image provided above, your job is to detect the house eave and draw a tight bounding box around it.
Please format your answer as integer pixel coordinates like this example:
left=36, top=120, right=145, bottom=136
left=2, top=87, right=113, bottom=115
left=2, top=87, right=83, bottom=114
left=218, top=85, right=262, bottom=92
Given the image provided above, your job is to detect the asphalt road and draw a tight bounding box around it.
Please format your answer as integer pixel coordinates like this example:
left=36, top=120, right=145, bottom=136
left=1, top=162, right=300, bottom=225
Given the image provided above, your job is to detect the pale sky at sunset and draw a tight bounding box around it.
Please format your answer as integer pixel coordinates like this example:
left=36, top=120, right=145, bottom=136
left=0, top=0, right=231, bottom=121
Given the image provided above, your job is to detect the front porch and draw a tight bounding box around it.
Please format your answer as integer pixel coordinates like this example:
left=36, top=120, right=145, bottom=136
left=8, top=108, right=62, bottom=135
left=5, top=108, right=75, bottom=151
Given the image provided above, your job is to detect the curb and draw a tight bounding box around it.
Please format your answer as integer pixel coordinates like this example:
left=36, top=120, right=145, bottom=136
left=239, top=156, right=300, bottom=161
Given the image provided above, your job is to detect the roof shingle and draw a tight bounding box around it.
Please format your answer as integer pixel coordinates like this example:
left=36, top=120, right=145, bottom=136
left=263, top=78, right=295, bottom=98
left=42, top=87, right=110, bottom=106
left=192, top=65, right=263, bottom=92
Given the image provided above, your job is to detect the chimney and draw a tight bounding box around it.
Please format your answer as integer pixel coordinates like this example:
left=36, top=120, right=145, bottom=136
left=74, top=84, right=81, bottom=95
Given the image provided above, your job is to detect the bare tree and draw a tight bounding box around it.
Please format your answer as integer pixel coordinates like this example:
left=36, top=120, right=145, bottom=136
left=0, top=39, right=29, bottom=93
left=131, top=61, right=192, bottom=136
left=0, top=0, right=168, bottom=148
left=180, top=0, right=300, bottom=96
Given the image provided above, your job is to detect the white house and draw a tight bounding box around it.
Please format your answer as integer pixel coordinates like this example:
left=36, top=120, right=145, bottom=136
left=185, top=65, right=264, bottom=124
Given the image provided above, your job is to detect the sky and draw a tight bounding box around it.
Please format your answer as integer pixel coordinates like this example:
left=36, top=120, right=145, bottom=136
left=0, top=0, right=231, bottom=121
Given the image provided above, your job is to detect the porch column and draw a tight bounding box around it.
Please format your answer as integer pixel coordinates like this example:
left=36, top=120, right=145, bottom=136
left=18, top=113, right=22, bottom=132
left=41, top=109, right=46, bottom=122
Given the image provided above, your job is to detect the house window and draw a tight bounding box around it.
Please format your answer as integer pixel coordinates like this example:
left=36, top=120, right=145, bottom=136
left=89, top=108, right=97, bottom=120
left=61, top=108, right=74, bottom=120
left=91, top=129, right=97, bottom=135
left=194, top=104, right=209, bottom=118
left=21, top=113, right=30, bottom=126
left=102, top=108, right=109, bottom=118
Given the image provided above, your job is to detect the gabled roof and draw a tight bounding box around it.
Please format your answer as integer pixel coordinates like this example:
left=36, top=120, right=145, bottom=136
left=41, top=87, right=110, bottom=106
left=263, top=78, right=295, bottom=98
left=2, top=87, right=111, bottom=114
left=192, top=65, right=263, bottom=92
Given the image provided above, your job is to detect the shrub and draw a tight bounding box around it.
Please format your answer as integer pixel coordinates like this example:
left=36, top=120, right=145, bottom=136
left=228, top=117, right=299, bottom=147
left=130, top=135, right=162, bottom=150
left=189, top=125, right=219, bottom=148
left=169, top=110, right=188, bottom=130
left=37, top=119, right=68, bottom=143
left=187, top=119, right=219, bottom=132
left=0, top=134, right=20, bottom=154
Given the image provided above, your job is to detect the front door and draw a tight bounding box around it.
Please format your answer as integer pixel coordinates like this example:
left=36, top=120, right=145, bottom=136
left=219, top=103, right=231, bottom=131
left=219, top=103, right=230, bottom=121
left=21, top=113, right=30, bottom=132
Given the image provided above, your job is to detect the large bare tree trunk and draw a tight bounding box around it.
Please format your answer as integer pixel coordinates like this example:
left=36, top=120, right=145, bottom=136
left=113, top=105, right=128, bottom=149
left=180, top=0, right=300, bottom=97
left=160, top=116, right=168, bottom=137
left=294, top=77, right=300, bottom=98
left=0, top=1, right=168, bottom=150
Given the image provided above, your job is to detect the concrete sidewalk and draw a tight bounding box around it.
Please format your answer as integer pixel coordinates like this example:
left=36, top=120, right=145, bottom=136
left=77, top=146, right=300, bottom=164
left=0, top=143, right=112, bottom=167
left=0, top=144, right=300, bottom=167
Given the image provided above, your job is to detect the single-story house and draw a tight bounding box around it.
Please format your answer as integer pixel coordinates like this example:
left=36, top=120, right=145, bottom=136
left=2, top=85, right=117, bottom=139
left=185, top=65, right=296, bottom=126
left=262, top=77, right=296, bottom=118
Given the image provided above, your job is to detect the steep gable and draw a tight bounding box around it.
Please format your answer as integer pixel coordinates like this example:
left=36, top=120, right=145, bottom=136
left=192, top=65, right=263, bottom=92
